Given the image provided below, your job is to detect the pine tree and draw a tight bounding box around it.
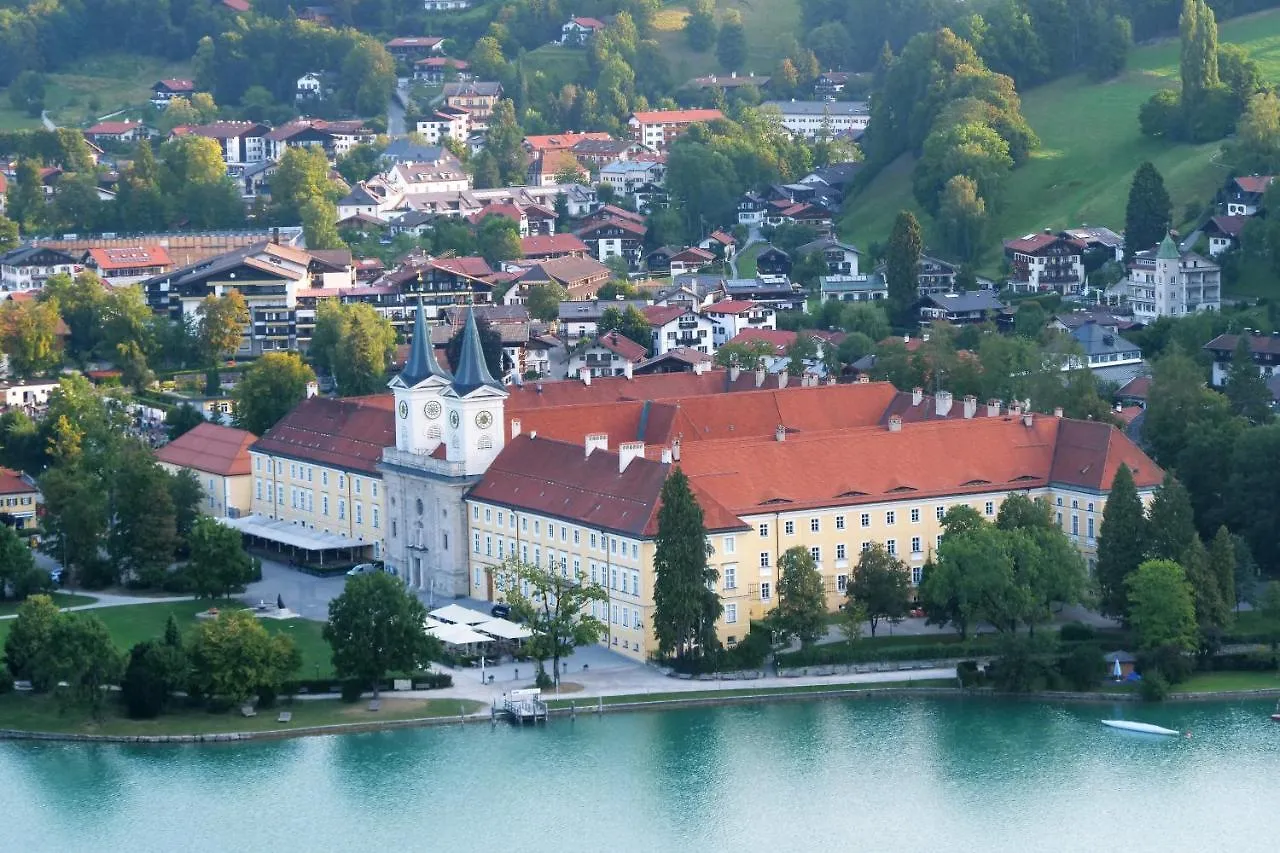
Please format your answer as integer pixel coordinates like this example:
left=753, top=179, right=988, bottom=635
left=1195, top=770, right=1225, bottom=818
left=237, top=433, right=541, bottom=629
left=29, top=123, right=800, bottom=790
left=1208, top=525, right=1237, bottom=614
left=885, top=210, right=922, bottom=328
left=1095, top=463, right=1147, bottom=619
left=164, top=613, right=182, bottom=648
left=1124, top=162, right=1172, bottom=257
left=1226, top=334, right=1273, bottom=424
left=1181, top=535, right=1228, bottom=634
left=652, top=468, right=721, bottom=662
left=1146, top=472, right=1197, bottom=563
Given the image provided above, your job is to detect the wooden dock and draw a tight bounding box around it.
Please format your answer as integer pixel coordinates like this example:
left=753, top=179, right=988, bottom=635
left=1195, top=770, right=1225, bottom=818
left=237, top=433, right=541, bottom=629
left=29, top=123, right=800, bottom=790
left=501, top=689, right=548, bottom=725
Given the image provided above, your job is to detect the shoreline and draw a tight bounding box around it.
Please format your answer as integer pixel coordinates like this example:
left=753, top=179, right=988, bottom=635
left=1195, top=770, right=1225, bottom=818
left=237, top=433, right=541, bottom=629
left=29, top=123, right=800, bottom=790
left=3, top=683, right=1279, bottom=745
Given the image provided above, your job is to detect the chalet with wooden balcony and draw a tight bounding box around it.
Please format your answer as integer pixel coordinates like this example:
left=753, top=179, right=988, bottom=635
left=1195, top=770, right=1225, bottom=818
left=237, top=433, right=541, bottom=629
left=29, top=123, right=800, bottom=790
left=1003, top=232, right=1087, bottom=294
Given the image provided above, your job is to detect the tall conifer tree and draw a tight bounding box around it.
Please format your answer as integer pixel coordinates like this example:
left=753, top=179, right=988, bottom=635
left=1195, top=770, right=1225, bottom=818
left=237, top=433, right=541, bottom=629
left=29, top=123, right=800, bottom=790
left=652, top=468, right=721, bottom=662
left=1095, top=463, right=1147, bottom=619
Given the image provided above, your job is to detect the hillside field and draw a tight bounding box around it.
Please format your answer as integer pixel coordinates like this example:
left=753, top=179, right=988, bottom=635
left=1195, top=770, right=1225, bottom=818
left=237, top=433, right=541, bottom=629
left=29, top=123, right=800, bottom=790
left=839, top=9, right=1280, bottom=274
left=0, top=54, right=191, bottom=131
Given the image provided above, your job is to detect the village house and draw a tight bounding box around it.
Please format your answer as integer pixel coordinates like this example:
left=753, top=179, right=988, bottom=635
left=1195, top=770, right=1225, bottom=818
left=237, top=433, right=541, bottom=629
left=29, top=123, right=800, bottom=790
left=919, top=291, right=1006, bottom=326
left=698, top=231, right=737, bottom=262
left=600, top=160, right=665, bottom=198
left=703, top=300, right=776, bottom=346
left=795, top=238, right=860, bottom=276
left=415, top=106, right=471, bottom=145
left=560, top=15, right=606, bottom=45
left=84, top=120, right=150, bottom=146
left=558, top=299, right=650, bottom=340
left=686, top=71, right=770, bottom=92
left=266, top=119, right=376, bottom=160
left=1202, top=215, right=1247, bottom=257
left=413, top=57, right=470, bottom=84
left=423, top=0, right=471, bottom=8
left=82, top=246, right=173, bottom=285
left=155, top=421, right=256, bottom=518
left=667, top=247, right=715, bottom=277
left=442, top=82, right=503, bottom=131
left=508, top=256, right=611, bottom=303
left=520, top=233, right=589, bottom=261
left=575, top=213, right=647, bottom=268
left=761, top=100, right=870, bottom=139
left=1220, top=174, right=1273, bottom=216
left=150, top=78, right=195, bottom=109
left=814, top=71, right=851, bottom=96
left=569, top=331, right=649, bottom=378
left=1059, top=321, right=1146, bottom=386
left=0, top=467, right=40, bottom=538
left=1060, top=226, right=1126, bottom=263
left=571, top=137, right=649, bottom=168
left=627, top=109, right=724, bottom=151
left=1004, top=232, right=1087, bottom=294
left=819, top=273, right=887, bottom=303
left=385, top=36, right=445, bottom=61
left=1124, top=234, right=1221, bottom=324
left=0, top=380, right=61, bottom=409
left=753, top=245, right=792, bottom=277
left=0, top=246, right=80, bottom=291
left=642, top=305, right=716, bottom=356
left=295, top=72, right=324, bottom=101
left=179, top=121, right=270, bottom=167
left=1203, top=331, right=1280, bottom=388
left=720, top=276, right=805, bottom=311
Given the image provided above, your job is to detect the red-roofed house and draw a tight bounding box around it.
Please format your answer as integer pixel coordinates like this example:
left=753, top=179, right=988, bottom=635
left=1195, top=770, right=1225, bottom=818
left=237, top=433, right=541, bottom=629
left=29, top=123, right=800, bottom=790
left=642, top=305, right=716, bottom=356
left=668, top=246, right=715, bottom=276
left=0, top=467, right=39, bottom=536
left=520, top=233, right=589, bottom=260
left=560, top=15, right=606, bottom=45
left=151, top=79, right=196, bottom=109
left=182, top=121, right=270, bottom=166
left=1203, top=215, right=1248, bottom=257
left=83, top=246, right=173, bottom=284
left=385, top=36, right=445, bottom=59
left=155, top=422, right=256, bottom=518
left=84, top=120, right=150, bottom=145
left=523, top=132, right=612, bottom=154
left=569, top=330, right=649, bottom=378
left=628, top=109, right=725, bottom=150
left=1003, top=232, right=1087, bottom=294
left=1222, top=175, right=1273, bottom=216
left=704, top=300, right=776, bottom=346
left=576, top=216, right=647, bottom=268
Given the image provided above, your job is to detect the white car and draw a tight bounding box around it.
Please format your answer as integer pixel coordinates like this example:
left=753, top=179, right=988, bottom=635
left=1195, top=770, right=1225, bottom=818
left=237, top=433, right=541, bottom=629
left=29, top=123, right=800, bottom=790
left=346, top=563, right=380, bottom=576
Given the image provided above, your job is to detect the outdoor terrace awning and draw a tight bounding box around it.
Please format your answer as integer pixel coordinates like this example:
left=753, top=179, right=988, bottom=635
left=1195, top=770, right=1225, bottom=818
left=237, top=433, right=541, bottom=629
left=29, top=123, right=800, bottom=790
left=474, top=618, right=532, bottom=641
left=219, top=514, right=365, bottom=551
left=430, top=604, right=490, bottom=625
left=428, top=623, right=494, bottom=646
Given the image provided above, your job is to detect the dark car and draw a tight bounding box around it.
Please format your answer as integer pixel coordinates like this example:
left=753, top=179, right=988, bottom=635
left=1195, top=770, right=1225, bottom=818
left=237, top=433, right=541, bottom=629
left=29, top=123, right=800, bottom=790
left=490, top=603, right=511, bottom=619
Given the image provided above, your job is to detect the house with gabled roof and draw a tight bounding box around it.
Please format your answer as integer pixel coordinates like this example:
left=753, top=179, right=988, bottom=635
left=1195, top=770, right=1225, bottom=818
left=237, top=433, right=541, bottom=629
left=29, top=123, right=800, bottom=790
left=1221, top=174, right=1273, bottom=216
left=569, top=330, right=649, bottom=378
left=155, top=422, right=256, bottom=518
left=151, top=79, right=195, bottom=109
left=560, top=15, right=606, bottom=45
left=1004, top=231, right=1087, bottom=294
left=1203, top=215, right=1248, bottom=257
left=641, top=304, right=716, bottom=356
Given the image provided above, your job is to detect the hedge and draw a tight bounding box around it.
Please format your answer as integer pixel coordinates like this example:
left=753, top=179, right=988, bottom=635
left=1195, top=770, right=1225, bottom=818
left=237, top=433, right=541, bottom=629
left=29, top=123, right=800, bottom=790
left=777, top=635, right=1124, bottom=669
left=285, top=671, right=453, bottom=695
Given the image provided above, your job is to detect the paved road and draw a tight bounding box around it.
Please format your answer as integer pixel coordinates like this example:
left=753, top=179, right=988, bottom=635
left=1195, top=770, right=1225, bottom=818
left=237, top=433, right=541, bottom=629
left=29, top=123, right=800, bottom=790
left=243, top=558, right=349, bottom=622
left=386, top=84, right=408, bottom=137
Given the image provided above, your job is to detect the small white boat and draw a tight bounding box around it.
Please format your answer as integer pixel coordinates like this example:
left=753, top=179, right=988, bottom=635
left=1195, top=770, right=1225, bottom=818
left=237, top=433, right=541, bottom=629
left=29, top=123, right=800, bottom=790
left=1101, top=719, right=1181, bottom=736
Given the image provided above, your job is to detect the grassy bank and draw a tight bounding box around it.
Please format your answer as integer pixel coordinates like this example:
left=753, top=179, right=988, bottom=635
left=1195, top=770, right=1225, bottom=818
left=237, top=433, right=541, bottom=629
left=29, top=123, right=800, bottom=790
left=0, top=599, right=335, bottom=680
left=0, top=593, right=97, bottom=618
left=650, top=0, right=801, bottom=79
left=544, top=678, right=958, bottom=709
left=840, top=9, right=1280, bottom=277
left=0, top=53, right=192, bottom=131
left=0, top=692, right=483, bottom=737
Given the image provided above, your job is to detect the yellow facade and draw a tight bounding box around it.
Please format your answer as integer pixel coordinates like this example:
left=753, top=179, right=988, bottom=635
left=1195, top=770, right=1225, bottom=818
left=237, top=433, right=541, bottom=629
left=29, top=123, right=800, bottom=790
left=157, top=462, right=252, bottom=519
left=248, top=451, right=386, bottom=558
left=466, top=483, right=1150, bottom=662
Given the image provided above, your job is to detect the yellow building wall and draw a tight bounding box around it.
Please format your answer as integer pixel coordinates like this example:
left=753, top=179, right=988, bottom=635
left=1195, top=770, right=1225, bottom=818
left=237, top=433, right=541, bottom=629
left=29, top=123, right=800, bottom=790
left=159, top=463, right=252, bottom=518
left=249, top=451, right=385, bottom=557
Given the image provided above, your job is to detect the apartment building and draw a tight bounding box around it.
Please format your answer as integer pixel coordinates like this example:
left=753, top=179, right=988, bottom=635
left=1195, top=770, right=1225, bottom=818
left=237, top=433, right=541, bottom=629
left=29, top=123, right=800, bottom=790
left=627, top=109, right=724, bottom=150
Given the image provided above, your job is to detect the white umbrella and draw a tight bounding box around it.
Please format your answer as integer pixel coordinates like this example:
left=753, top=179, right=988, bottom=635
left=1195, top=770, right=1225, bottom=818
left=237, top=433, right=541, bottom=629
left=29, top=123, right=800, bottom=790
left=1112, top=657, right=1123, bottom=679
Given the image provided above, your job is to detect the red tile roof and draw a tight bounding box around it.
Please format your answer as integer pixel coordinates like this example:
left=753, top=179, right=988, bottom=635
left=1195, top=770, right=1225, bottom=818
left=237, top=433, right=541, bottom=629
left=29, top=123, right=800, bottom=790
left=520, top=234, right=588, bottom=257
left=671, top=247, right=715, bottom=263
left=641, top=305, right=688, bottom=326
left=631, top=109, right=725, bottom=125
left=577, top=216, right=647, bottom=238
left=594, top=331, right=648, bottom=361
left=704, top=300, right=759, bottom=315
left=1234, top=175, right=1274, bottom=194
left=524, top=132, right=612, bottom=152
left=1207, top=215, right=1248, bottom=237
left=569, top=15, right=606, bottom=29
left=726, top=329, right=798, bottom=355
left=1115, top=375, right=1151, bottom=400
left=252, top=396, right=395, bottom=475
left=155, top=422, right=255, bottom=476
left=87, top=246, right=172, bottom=271
left=431, top=256, right=494, bottom=279
left=1004, top=233, right=1086, bottom=254
left=221, top=0, right=250, bottom=11
left=0, top=467, right=35, bottom=496
left=1204, top=332, right=1280, bottom=356
left=158, top=79, right=195, bottom=91
left=85, top=121, right=142, bottom=135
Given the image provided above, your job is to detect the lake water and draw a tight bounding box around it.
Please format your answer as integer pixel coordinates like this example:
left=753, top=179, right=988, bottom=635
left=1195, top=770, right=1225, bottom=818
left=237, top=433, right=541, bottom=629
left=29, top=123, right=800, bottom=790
left=4, top=696, right=1279, bottom=853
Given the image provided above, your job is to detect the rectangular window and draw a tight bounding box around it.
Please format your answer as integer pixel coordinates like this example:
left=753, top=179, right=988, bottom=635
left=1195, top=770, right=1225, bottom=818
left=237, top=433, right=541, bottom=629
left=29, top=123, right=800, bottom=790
left=485, top=535, right=492, bottom=556
left=632, top=571, right=639, bottom=594
left=936, top=505, right=945, bottom=520
left=810, top=518, right=820, bottom=533
left=372, top=482, right=377, bottom=498
left=760, top=582, right=771, bottom=601
left=936, top=534, right=943, bottom=550
left=355, top=479, right=361, bottom=495
left=338, top=500, right=347, bottom=520
left=561, top=526, right=568, bottom=542
left=534, top=521, right=540, bottom=535
left=912, top=566, right=922, bottom=585
left=724, top=565, right=737, bottom=589
left=484, top=508, right=492, bottom=522
left=985, top=501, right=994, bottom=516
left=611, top=538, right=618, bottom=554
left=759, top=523, right=769, bottom=537
left=886, top=511, right=895, bottom=525
left=837, top=574, right=847, bottom=593
left=911, top=536, right=921, bottom=554
left=338, top=475, right=345, bottom=490
left=322, top=496, right=329, bottom=516
left=886, top=539, right=896, bottom=555
left=835, top=515, right=845, bottom=531
left=910, top=508, right=920, bottom=523
left=590, top=532, right=597, bottom=549
left=497, top=512, right=504, bottom=527
left=473, top=532, right=480, bottom=553
left=760, top=552, right=770, bottom=568
left=574, top=530, right=580, bottom=545
left=522, top=517, right=528, bottom=532
left=573, top=558, right=581, bottom=579
left=534, top=547, right=541, bottom=565
left=355, top=504, right=363, bottom=525
left=1087, top=518, right=1095, bottom=540
left=726, top=603, right=737, bottom=624
left=861, top=513, right=870, bottom=527
left=723, top=536, right=735, bottom=554
left=1072, top=515, right=1079, bottom=536
left=809, top=546, right=821, bottom=564
left=256, top=480, right=262, bottom=499
left=631, top=543, right=638, bottom=559
left=784, top=520, right=795, bottom=535
left=321, top=471, right=328, bottom=486
left=862, top=541, right=871, bottom=552
left=836, top=543, right=846, bottom=560
left=611, top=568, right=618, bottom=590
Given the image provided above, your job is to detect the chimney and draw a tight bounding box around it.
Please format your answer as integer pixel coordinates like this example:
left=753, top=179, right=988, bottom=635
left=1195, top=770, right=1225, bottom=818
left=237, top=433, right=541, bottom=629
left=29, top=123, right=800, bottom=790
left=755, top=366, right=766, bottom=388
left=858, top=374, right=870, bottom=384
left=888, top=415, right=903, bottom=433
left=1023, top=411, right=1034, bottom=427
left=693, top=360, right=709, bottom=376
left=305, top=381, right=319, bottom=399
left=579, top=366, right=591, bottom=386
left=1053, top=406, right=1064, bottom=418
left=272, top=227, right=280, bottom=245
left=826, top=375, right=837, bottom=386
left=935, top=390, right=953, bottom=417
left=729, top=363, right=741, bottom=381
left=585, top=432, right=608, bottom=456
left=660, top=447, right=673, bottom=463
left=987, top=399, right=1001, bottom=418
left=777, top=372, right=789, bottom=389
left=912, top=386, right=923, bottom=406
left=1009, top=401, right=1022, bottom=417
left=618, top=441, right=645, bottom=472
left=775, top=424, right=786, bottom=442
left=672, top=437, right=681, bottom=461
left=1115, top=402, right=1123, bottom=413
left=963, top=395, right=977, bottom=419
left=510, top=418, right=522, bottom=439
left=624, top=360, right=633, bottom=380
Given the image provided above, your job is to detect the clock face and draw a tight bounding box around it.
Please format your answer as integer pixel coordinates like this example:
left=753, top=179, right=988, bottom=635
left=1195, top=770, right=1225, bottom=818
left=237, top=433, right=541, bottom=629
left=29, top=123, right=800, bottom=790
left=448, top=410, right=460, bottom=429
left=475, top=410, right=493, bottom=429
left=397, top=400, right=408, bottom=419
left=424, top=400, right=442, bottom=419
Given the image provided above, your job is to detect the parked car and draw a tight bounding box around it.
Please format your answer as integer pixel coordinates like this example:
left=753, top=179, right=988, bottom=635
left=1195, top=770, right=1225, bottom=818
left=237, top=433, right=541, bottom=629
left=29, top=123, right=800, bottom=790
left=490, top=603, right=511, bottom=619
left=347, top=563, right=379, bottom=576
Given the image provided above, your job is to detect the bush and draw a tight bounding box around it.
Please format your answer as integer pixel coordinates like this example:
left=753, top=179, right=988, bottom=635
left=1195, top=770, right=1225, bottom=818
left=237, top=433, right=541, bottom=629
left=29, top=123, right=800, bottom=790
left=956, top=660, right=982, bottom=687
left=1140, top=671, right=1170, bottom=702
left=1138, top=644, right=1193, bottom=685
left=1058, top=642, right=1105, bottom=691
left=0, top=664, right=12, bottom=694
left=340, top=680, right=364, bottom=703
left=534, top=670, right=554, bottom=689
left=720, top=622, right=772, bottom=671
left=120, top=640, right=187, bottom=719
left=1058, top=622, right=1096, bottom=643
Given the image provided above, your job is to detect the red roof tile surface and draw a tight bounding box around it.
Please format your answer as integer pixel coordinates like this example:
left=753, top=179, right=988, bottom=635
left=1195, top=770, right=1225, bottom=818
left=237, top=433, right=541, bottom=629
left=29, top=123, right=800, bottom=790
left=631, top=109, right=725, bottom=125
left=87, top=246, right=172, bottom=271
left=0, top=467, right=35, bottom=496
left=252, top=396, right=394, bottom=475
left=1234, top=175, right=1274, bottom=194
left=155, top=422, right=255, bottom=476
left=520, top=234, right=589, bottom=257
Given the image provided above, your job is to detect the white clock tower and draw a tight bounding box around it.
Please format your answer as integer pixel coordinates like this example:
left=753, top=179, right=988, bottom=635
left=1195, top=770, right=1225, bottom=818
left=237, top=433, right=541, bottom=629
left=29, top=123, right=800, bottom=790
left=442, top=307, right=508, bottom=476
left=388, top=299, right=452, bottom=455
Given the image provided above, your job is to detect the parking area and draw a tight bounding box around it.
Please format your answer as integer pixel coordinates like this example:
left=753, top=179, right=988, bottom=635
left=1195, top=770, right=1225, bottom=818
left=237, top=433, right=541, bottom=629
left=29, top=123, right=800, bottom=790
left=242, top=558, right=349, bottom=622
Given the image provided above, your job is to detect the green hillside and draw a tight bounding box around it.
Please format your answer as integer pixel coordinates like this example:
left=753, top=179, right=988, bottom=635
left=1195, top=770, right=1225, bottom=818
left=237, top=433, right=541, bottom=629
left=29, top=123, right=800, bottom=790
left=840, top=8, right=1280, bottom=271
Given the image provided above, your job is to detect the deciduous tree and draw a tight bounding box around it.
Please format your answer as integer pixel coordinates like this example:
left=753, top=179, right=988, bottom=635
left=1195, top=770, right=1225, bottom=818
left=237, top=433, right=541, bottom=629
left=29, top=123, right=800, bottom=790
left=496, top=557, right=607, bottom=685
left=186, top=516, right=255, bottom=600
left=848, top=543, right=911, bottom=638
left=187, top=610, right=299, bottom=704
left=35, top=614, right=121, bottom=715
left=195, top=289, right=248, bottom=365
left=232, top=352, right=316, bottom=436
left=3, top=594, right=60, bottom=689
left=334, top=304, right=395, bottom=396
left=1225, top=334, right=1273, bottom=425
left=684, top=0, right=717, bottom=50
left=771, top=546, right=827, bottom=648
left=0, top=297, right=62, bottom=378
left=526, top=283, right=568, bottom=323
left=324, top=571, right=440, bottom=697
left=1126, top=559, right=1198, bottom=652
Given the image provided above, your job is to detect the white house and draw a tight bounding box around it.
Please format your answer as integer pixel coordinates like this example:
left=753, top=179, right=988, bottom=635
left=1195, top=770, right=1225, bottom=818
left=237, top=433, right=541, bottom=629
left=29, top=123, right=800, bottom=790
left=600, top=160, right=665, bottom=196
left=642, top=305, right=716, bottom=356
left=557, top=299, right=649, bottom=340
left=415, top=107, right=471, bottom=145
left=560, top=16, right=606, bottom=45
left=568, top=331, right=648, bottom=378
left=0, top=247, right=80, bottom=292
left=296, top=73, right=323, bottom=101
left=761, top=100, right=870, bottom=139
left=819, top=274, right=888, bottom=303
left=0, top=380, right=60, bottom=408
left=423, top=0, right=471, bottom=8
left=1125, top=234, right=1221, bottom=324
left=703, top=300, right=776, bottom=347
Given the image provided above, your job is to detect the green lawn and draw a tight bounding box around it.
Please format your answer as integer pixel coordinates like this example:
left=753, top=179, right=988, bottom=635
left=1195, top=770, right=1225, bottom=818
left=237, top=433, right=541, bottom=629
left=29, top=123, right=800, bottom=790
left=522, top=45, right=590, bottom=85
left=0, top=52, right=191, bottom=131
left=0, top=593, right=97, bottom=618
left=840, top=8, right=1280, bottom=280
left=0, top=692, right=483, bottom=737
left=544, top=678, right=956, bottom=708
left=735, top=241, right=766, bottom=277
left=651, top=0, right=802, bottom=81
left=1176, top=670, right=1280, bottom=693
left=0, top=599, right=336, bottom=680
